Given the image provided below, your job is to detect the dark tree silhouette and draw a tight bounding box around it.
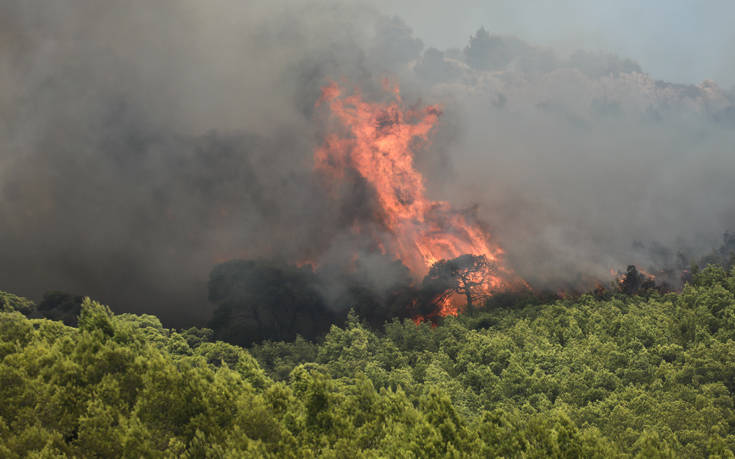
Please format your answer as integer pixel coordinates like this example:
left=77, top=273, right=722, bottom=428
left=420, top=254, right=496, bottom=315
left=207, top=260, right=335, bottom=346
left=37, top=291, right=84, bottom=326
left=618, top=265, right=656, bottom=296
left=321, top=257, right=417, bottom=329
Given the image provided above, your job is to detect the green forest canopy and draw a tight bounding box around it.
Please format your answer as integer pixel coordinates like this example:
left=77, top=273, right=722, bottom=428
left=2, top=265, right=735, bottom=457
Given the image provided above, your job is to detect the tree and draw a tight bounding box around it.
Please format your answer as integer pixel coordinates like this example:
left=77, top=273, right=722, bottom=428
left=0, top=290, right=35, bottom=315
left=37, top=291, right=84, bottom=326
left=464, top=27, right=513, bottom=71
left=420, top=254, right=496, bottom=315
left=618, top=265, right=656, bottom=296
left=318, top=255, right=417, bottom=328
left=207, top=259, right=335, bottom=346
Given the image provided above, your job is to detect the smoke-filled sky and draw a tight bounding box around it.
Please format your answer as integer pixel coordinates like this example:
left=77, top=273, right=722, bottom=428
left=375, top=0, right=735, bottom=88
left=1, top=0, right=734, bottom=326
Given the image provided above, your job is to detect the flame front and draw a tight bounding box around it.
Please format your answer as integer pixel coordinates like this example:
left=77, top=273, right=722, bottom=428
left=315, top=81, right=512, bottom=315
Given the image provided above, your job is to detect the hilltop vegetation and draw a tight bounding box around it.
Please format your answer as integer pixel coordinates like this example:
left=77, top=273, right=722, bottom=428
left=2, top=266, right=735, bottom=457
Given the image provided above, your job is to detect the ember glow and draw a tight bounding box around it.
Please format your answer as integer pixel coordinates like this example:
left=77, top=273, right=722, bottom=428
left=315, top=81, right=515, bottom=315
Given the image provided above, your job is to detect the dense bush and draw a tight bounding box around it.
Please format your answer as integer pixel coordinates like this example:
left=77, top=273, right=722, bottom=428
left=2, top=266, right=735, bottom=456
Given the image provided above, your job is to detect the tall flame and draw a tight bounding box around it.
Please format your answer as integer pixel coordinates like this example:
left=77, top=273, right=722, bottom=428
left=315, top=81, right=513, bottom=315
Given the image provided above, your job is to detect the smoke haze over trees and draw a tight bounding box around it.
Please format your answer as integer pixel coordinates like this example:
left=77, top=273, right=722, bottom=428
left=2, top=0, right=735, bottom=325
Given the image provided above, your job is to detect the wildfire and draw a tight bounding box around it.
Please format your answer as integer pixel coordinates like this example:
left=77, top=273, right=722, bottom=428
left=315, top=81, right=514, bottom=316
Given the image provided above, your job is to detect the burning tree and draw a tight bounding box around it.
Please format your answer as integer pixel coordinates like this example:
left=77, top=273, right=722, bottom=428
left=420, top=254, right=497, bottom=315
left=617, top=265, right=657, bottom=296
left=315, top=81, right=516, bottom=319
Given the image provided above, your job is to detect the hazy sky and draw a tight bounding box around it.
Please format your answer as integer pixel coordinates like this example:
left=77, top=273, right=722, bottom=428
left=373, top=0, right=735, bottom=87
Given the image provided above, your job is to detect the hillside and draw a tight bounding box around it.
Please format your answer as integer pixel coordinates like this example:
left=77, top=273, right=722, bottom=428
left=2, top=266, right=735, bottom=457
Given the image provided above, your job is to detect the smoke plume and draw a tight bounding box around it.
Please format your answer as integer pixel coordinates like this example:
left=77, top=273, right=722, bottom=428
left=1, top=0, right=734, bottom=326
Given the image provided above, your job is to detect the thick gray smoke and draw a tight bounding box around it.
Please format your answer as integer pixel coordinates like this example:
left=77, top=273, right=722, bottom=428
left=410, top=30, right=735, bottom=287
left=1, top=1, right=734, bottom=325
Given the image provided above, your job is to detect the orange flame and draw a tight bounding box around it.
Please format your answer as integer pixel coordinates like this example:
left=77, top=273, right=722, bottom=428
left=315, top=81, right=515, bottom=316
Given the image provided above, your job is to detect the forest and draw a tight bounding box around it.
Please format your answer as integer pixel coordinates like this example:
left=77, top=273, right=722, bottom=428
left=4, top=1, right=735, bottom=457
left=2, top=264, right=735, bottom=457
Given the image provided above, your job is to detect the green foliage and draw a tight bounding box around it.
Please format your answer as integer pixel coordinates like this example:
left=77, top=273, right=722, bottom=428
left=2, top=267, right=735, bottom=456
left=252, top=266, right=735, bottom=457
left=0, top=290, right=35, bottom=315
